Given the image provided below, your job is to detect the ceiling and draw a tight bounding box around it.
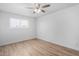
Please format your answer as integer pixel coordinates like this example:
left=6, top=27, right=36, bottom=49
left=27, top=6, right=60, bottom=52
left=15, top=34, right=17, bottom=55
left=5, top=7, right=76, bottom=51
left=0, top=3, right=78, bottom=18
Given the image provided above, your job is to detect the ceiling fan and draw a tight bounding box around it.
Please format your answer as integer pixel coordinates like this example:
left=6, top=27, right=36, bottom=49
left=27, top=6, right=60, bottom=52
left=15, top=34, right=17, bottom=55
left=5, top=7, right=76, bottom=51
left=26, top=3, right=50, bottom=14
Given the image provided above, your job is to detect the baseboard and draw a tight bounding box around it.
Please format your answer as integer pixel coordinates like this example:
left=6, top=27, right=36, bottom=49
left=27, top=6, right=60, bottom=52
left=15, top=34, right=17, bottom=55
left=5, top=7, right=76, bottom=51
left=1, top=36, right=79, bottom=52
left=37, top=37, right=79, bottom=51
left=0, top=36, right=36, bottom=46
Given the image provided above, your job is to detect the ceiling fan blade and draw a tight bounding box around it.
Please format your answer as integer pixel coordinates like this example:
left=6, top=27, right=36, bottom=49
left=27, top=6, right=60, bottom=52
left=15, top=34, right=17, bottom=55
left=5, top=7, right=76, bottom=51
left=26, top=7, right=33, bottom=9
left=41, top=10, right=45, bottom=13
left=33, top=11, right=35, bottom=13
left=42, top=4, right=50, bottom=8
left=38, top=3, right=41, bottom=8
left=34, top=3, right=40, bottom=8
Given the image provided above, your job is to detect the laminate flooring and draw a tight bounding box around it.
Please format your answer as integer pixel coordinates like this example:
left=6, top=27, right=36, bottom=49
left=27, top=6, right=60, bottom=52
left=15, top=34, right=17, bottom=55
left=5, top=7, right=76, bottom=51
left=0, top=38, right=79, bottom=56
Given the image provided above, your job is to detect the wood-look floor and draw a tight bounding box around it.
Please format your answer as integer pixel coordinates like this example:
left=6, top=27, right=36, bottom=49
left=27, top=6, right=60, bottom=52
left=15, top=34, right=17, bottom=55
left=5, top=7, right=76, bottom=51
left=0, top=38, right=79, bottom=56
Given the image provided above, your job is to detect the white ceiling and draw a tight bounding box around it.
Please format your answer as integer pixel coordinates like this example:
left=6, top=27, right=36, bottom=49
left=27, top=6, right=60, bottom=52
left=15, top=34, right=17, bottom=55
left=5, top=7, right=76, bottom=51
left=0, top=3, right=78, bottom=18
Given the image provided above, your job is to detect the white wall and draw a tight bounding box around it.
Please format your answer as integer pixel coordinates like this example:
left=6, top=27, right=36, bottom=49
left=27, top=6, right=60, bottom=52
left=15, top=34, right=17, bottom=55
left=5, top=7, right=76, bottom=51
left=1, top=4, right=79, bottom=51
left=37, top=5, right=79, bottom=51
left=0, top=11, right=36, bottom=46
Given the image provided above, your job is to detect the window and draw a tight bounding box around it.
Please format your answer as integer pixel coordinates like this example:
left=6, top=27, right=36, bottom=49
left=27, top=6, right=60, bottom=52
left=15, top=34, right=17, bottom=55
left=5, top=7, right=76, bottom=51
left=10, top=18, right=29, bottom=28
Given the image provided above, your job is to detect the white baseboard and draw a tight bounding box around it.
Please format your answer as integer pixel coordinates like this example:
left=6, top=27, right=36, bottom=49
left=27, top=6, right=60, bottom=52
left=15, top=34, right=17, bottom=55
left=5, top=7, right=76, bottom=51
left=0, top=36, right=36, bottom=46
left=37, top=36, right=79, bottom=51
left=1, top=36, right=79, bottom=51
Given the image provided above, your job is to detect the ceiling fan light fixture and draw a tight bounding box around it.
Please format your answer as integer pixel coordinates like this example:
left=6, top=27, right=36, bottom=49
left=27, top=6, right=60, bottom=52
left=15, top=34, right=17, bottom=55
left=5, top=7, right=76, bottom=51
left=34, top=8, right=41, bottom=13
